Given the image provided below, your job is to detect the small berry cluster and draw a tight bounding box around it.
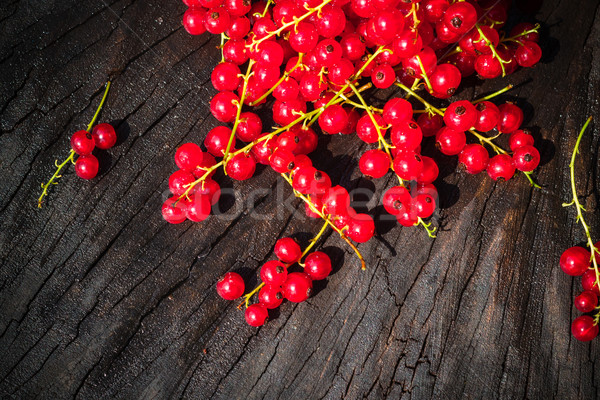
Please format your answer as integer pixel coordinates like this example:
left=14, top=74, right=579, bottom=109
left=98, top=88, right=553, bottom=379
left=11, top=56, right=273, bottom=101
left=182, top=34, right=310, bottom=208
left=38, top=82, right=116, bottom=207
left=560, top=117, right=600, bottom=342
left=216, top=236, right=332, bottom=326
left=171, top=0, right=544, bottom=326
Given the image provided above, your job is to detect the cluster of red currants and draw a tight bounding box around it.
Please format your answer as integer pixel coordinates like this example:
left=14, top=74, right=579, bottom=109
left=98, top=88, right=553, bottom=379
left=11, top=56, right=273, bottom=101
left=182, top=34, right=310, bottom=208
left=560, top=245, right=600, bottom=341
left=171, top=0, right=544, bottom=326
left=216, top=237, right=332, bottom=326
left=70, top=124, right=117, bottom=180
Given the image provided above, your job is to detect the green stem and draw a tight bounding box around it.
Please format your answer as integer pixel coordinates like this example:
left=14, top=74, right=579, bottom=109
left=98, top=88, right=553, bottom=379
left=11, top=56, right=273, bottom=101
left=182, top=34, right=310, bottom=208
left=472, top=84, right=513, bottom=104
left=86, top=81, right=111, bottom=132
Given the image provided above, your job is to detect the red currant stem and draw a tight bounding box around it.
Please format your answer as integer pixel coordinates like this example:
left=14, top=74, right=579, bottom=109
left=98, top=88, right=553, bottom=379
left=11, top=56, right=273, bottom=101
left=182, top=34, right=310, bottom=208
left=523, top=171, right=542, bottom=189
left=219, top=33, right=226, bottom=63
left=438, top=46, right=461, bottom=62
left=475, top=25, right=509, bottom=77
left=472, top=84, right=514, bottom=104
left=298, top=220, right=330, bottom=266
left=415, top=55, right=433, bottom=92
left=306, top=81, right=373, bottom=127
left=86, top=81, right=111, bottom=132
left=418, top=217, right=437, bottom=238
left=223, top=59, right=256, bottom=169
left=261, top=0, right=273, bottom=17
left=407, top=3, right=421, bottom=30
left=38, top=81, right=111, bottom=208
left=500, top=23, right=541, bottom=43
left=250, top=0, right=333, bottom=50
left=562, top=116, right=600, bottom=291
left=280, top=173, right=366, bottom=270
left=239, top=282, right=265, bottom=309
left=339, top=95, right=382, bottom=113
left=37, top=150, right=76, bottom=208
left=249, top=54, right=304, bottom=106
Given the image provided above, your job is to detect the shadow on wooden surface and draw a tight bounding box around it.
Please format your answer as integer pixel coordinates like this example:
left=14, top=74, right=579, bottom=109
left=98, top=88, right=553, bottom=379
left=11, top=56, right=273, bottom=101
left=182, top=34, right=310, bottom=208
left=0, top=0, right=599, bottom=398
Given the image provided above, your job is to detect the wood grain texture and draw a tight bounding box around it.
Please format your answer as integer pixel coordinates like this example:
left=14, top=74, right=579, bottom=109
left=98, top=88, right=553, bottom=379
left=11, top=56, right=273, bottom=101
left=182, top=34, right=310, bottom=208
left=1, top=0, right=599, bottom=398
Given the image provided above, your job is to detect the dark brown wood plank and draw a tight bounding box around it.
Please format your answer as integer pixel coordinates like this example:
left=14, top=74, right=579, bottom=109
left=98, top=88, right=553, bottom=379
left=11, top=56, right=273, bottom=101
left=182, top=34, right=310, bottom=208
left=1, top=0, right=599, bottom=399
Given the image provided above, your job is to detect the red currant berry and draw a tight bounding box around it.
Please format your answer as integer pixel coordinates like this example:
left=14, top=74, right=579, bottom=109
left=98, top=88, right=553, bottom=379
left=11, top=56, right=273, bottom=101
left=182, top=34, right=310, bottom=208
left=288, top=22, right=318, bottom=53
left=269, top=148, right=295, bottom=173
left=415, top=193, right=436, bottom=218
left=429, top=63, right=461, bottom=98
left=393, top=151, right=423, bottom=181
left=274, top=237, right=302, bottom=264
left=236, top=112, right=262, bottom=142
left=459, top=144, right=489, bottom=174
left=204, top=126, right=233, bottom=157
left=71, top=130, right=95, bottom=155
left=204, top=8, right=231, bottom=34
left=383, top=98, right=413, bottom=126
left=571, top=315, right=599, bottom=342
left=486, top=154, right=516, bottom=181
left=282, top=272, right=313, bottom=302
left=186, top=193, right=211, bottom=222
left=260, top=260, right=288, bottom=286
left=255, top=40, right=284, bottom=67
left=391, top=120, right=423, bottom=152
left=512, top=145, right=540, bottom=172
left=574, top=291, right=598, bottom=313
left=359, top=149, right=390, bottom=179
left=211, top=62, right=242, bottom=92
left=175, top=142, right=203, bottom=171
left=403, top=47, right=437, bottom=78
left=475, top=101, right=500, bottom=132
left=223, top=40, right=249, bottom=65
left=347, top=213, right=375, bottom=243
left=417, top=112, right=444, bottom=137
left=216, top=272, right=245, bottom=300
left=435, top=127, right=466, bottom=156
left=273, top=77, right=300, bottom=102
left=273, top=99, right=307, bottom=126
left=258, top=284, right=284, bottom=309
left=227, top=16, right=250, bottom=39
left=318, top=105, right=348, bottom=135
left=473, top=26, right=499, bottom=55
left=225, top=153, right=256, bottom=180
left=371, top=63, right=396, bottom=89
left=315, top=39, right=342, bottom=67
left=447, top=51, right=476, bottom=77
left=91, top=123, right=117, bottom=149
left=193, top=179, right=221, bottom=205
left=75, top=154, right=99, bottom=180
left=392, top=29, right=423, bottom=59
left=560, top=246, right=591, bottom=276
left=169, top=169, right=195, bottom=196
left=322, top=185, right=351, bottom=216
left=328, top=58, right=355, bottom=86
left=418, top=155, right=439, bottom=184
left=224, top=0, right=251, bottom=17
left=245, top=303, right=269, bottom=327
left=475, top=54, right=502, bottom=79
left=356, top=113, right=386, bottom=143
left=382, top=186, right=411, bottom=215
left=315, top=4, right=346, bottom=38
left=304, top=251, right=332, bottom=280
left=210, top=91, right=239, bottom=123
left=341, top=33, right=366, bottom=60
left=183, top=8, right=207, bottom=35
left=515, top=41, right=542, bottom=67
left=162, top=196, right=188, bottom=224
left=193, top=152, right=217, bottom=179
left=508, top=130, right=535, bottom=151
left=582, top=269, right=600, bottom=295
left=509, top=23, right=539, bottom=43
left=424, top=0, right=449, bottom=23
left=497, top=103, right=524, bottom=134
left=444, top=100, right=477, bottom=131
left=443, top=1, right=477, bottom=34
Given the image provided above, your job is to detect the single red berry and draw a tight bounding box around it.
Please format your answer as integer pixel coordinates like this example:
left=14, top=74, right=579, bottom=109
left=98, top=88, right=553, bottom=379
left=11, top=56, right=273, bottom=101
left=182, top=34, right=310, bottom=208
left=508, top=130, right=535, bottom=151
left=475, top=54, right=503, bottom=79
left=429, top=63, right=461, bottom=98
left=245, top=303, right=269, bottom=327
left=260, top=260, right=288, bottom=286
left=459, top=144, right=489, bottom=174
left=574, top=291, right=598, bottom=313
left=447, top=51, right=476, bottom=77
left=204, top=8, right=231, bottom=34
left=417, top=113, right=444, bottom=137
left=475, top=101, right=500, bottom=132
left=273, top=99, right=307, bottom=126
left=223, top=39, right=249, bottom=65
left=75, top=154, right=99, bottom=180
left=71, top=130, right=95, bottom=155
left=282, top=272, right=313, bottom=302
left=414, top=193, right=436, bottom=218
left=322, top=185, right=351, bottom=216
left=383, top=98, right=413, bottom=126
left=274, top=237, right=302, bottom=264
left=512, top=145, right=540, bottom=172
left=186, top=193, right=211, bottom=222
left=258, top=284, right=284, bottom=309
left=216, top=272, right=245, bottom=300
left=515, top=41, right=542, bottom=67
left=371, top=63, right=396, bottom=89
left=211, top=62, right=242, bottom=92
left=161, top=196, right=188, bottom=224
left=560, top=246, right=592, bottom=276
left=497, top=103, right=524, bottom=134
left=269, top=148, right=295, bottom=173
left=224, top=0, right=251, bottom=18
left=254, top=40, right=284, bottom=67
left=392, top=29, right=423, bottom=59
left=341, top=33, right=366, bottom=60
left=91, top=123, right=117, bottom=149
left=183, top=8, right=207, bottom=35
left=289, top=22, right=318, bottom=53
left=443, top=1, right=477, bottom=34
left=486, top=154, right=515, bottom=181
left=356, top=113, right=386, bottom=143
left=318, top=105, right=348, bottom=135
left=393, top=151, right=423, bottom=181
left=382, top=186, right=411, bottom=216
left=315, top=4, right=346, bottom=38
left=472, top=26, right=499, bottom=55
left=581, top=269, right=600, bottom=295
left=571, top=315, right=599, bottom=342
left=509, top=23, right=540, bottom=43
left=227, top=16, right=250, bottom=39
left=169, top=169, right=195, bottom=196
left=435, top=127, right=466, bottom=156
left=193, top=152, right=217, bottom=179
left=236, top=112, right=262, bottom=142
left=391, top=120, right=423, bottom=152
left=225, top=153, right=256, bottom=180
left=347, top=213, right=375, bottom=243
left=273, top=77, right=300, bottom=102
left=204, top=126, right=234, bottom=157
left=292, top=167, right=331, bottom=195
left=193, top=179, right=221, bottom=205
left=444, top=100, right=477, bottom=132
left=402, top=47, right=437, bottom=78
left=175, top=143, right=203, bottom=171
left=359, top=149, right=390, bottom=179
left=418, top=155, right=439, bottom=184
left=304, top=251, right=332, bottom=280
left=424, top=0, right=449, bottom=23
left=210, top=91, right=239, bottom=123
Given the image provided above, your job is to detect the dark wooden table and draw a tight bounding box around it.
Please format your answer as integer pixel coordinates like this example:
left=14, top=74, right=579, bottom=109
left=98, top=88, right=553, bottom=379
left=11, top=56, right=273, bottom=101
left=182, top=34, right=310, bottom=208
left=1, top=1, right=599, bottom=398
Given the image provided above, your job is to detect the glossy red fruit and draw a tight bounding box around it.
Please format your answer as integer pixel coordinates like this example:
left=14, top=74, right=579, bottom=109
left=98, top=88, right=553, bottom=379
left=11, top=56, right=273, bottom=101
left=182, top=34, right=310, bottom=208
left=391, top=120, right=423, bottom=152
left=515, top=41, right=542, bottom=67
left=225, top=153, right=256, bottom=180
left=418, top=156, right=439, bottom=184
left=318, top=105, right=348, bottom=134
left=581, top=269, right=600, bottom=295
left=486, top=154, right=515, bottom=181
left=383, top=98, right=413, bottom=126
left=359, top=149, right=390, bottom=179
left=282, top=272, right=313, bottom=302
left=304, top=251, right=332, bottom=280
left=205, top=126, right=233, bottom=157
left=356, top=113, right=386, bottom=143
left=417, top=113, right=444, bottom=137
left=260, top=260, right=288, bottom=286
left=289, top=22, right=318, bottom=53
left=75, top=154, right=99, bottom=179
left=210, top=91, right=239, bottom=122
left=444, top=100, right=477, bottom=131
left=512, top=145, right=540, bottom=172
left=162, top=196, right=188, bottom=224
left=273, top=99, right=307, bottom=126
left=415, top=193, right=436, bottom=218
left=393, top=151, right=423, bottom=181
left=497, top=103, right=524, bottom=133
left=560, top=246, right=592, bottom=276
left=204, top=8, right=231, bottom=34
left=403, top=47, right=437, bottom=78
left=216, top=272, right=245, bottom=300
left=435, top=127, right=466, bottom=156
left=475, top=101, right=500, bottom=132
left=227, top=16, right=250, bottom=39
left=574, top=291, right=598, bottom=313
left=341, top=33, right=366, bottom=60
left=443, top=1, right=477, bottom=34
left=274, top=237, right=302, bottom=263
left=175, top=143, right=204, bottom=171
left=475, top=54, right=503, bottom=79
left=371, top=63, right=396, bottom=88
left=211, top=62, right=242, bottom=92
left=571, top=315, right=599, bottom=342
left=169, top=169, right=195, bottom=196
left=91, top=123, right=117, bottom=149
left=258, top=284, right=284, bottom=309
left=235, top=112, right=262, bottom=142
left=347, top=213, right=375, bottom=243
left=382, top=186, right=411, bottom=215
left=193, top=179, right=221, bottom=205
left=186, top=193, right=211, bottom=222
left=322, top=185, right=351, bottom=216
left=183, top=8, right=207, bottom=35
left=315, top=4, right=346, bottom=38
left=429, top=63, right=461, bottom=98
left=245, top=303, right=269, bottom=327
left=392, top=29, right=423, bottom=59
left=459, top=144, right=489, bottom=174
left=223, top=39, right=249, bottom=65
left=71, top=130, right=95, bottom=155
left=509, top=23, right=540, bottom=42
left=508, top=130, right=535, bottom=151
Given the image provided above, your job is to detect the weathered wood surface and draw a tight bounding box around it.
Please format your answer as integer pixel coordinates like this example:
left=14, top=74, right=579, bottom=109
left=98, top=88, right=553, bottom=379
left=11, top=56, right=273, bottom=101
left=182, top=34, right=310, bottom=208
left=1, top=0, right=599, bottom=398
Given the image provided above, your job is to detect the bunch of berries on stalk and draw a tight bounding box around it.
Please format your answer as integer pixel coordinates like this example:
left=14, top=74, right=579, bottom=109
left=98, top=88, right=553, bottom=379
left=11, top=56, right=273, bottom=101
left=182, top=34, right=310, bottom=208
left=170, top=0, right=545, bottom=326
left=560, top=117, right=600, bottom=342
left=38, top=82, right=116, bottom=207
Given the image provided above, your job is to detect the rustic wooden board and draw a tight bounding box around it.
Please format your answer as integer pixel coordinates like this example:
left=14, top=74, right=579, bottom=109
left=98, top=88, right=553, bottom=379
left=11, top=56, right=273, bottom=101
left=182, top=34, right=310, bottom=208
left=1, top=0, right=599, bottom=398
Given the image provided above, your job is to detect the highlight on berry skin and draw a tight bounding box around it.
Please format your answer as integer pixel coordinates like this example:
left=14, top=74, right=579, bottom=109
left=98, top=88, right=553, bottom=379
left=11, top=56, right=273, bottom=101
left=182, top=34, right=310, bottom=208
left=174, top=0, right=547, bottom=326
